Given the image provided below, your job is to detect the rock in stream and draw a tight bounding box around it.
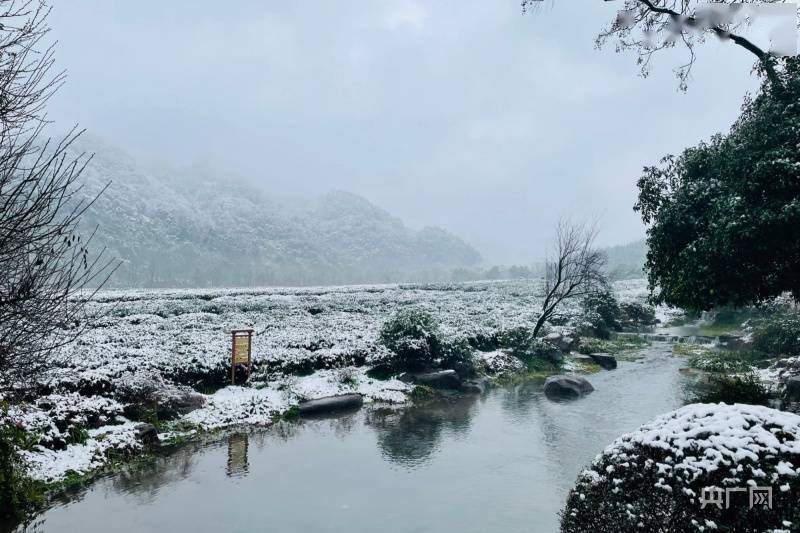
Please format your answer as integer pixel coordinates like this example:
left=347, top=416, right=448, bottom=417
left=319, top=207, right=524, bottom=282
left=544, top=375, right=594, bottom=400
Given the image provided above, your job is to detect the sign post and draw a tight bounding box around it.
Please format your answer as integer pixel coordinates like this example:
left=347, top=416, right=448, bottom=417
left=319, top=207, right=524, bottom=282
left=230, top=329, right=254, bottom=385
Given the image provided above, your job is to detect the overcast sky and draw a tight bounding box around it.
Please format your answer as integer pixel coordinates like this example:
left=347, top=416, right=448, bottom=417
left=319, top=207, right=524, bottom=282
left=46, top=1, right=765, bottom=263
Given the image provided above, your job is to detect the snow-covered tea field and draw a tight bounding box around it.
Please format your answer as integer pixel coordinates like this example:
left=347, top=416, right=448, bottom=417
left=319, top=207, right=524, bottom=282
left=46, top=279, right=645, bottom=393
left=11, top=279, right=651, bottom=482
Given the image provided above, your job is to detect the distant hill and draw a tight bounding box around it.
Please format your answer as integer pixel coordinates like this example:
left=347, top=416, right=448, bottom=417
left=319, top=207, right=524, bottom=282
left=70, top=136, right=482, bottom=288
left=602, top=239, right=647, bottom=280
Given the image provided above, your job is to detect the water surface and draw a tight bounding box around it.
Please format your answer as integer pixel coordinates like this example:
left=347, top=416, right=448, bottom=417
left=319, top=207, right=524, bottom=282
left=25, top=344, right=687, bottom=533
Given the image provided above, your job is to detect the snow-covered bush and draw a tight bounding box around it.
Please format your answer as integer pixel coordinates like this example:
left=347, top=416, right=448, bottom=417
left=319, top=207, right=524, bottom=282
left=689, top=373, right=773, bottom=407
left=437, top=337, right=476, bottom=377
left=378, top=308, right=441, bottom=371
left=497, top=327, right=560, bottom=367
left=618, top=301, right=657, bottom=329
left=581, top=290, right=621, bottom=339
left=561, top=404, right=800, bottom=532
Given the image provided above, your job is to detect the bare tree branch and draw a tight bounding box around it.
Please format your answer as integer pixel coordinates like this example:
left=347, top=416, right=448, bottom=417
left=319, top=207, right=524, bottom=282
left=533, top=219, right=607, bottom=338
left=523, top=0, right=795, bottom=89
left=0, top=0, right=118, bottom=395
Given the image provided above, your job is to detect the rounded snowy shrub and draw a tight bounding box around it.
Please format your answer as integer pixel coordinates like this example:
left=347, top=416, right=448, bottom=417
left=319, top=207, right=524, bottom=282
left=561, top=404, right=800, bottom=532
left=497, top=326, right=536, bottom=354
left=378, top=308, right=441, bottom=371
left=581, top=290, right=621, bottom=339
left=618, top=301, right=657, bottom=329
left=437, top=337, right=476, bottom=378
left=498, top=327, right=560, bottom=367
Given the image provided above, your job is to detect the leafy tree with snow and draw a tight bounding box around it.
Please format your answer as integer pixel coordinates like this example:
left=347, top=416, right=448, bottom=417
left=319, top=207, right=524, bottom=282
left=635, top=58, right=800, bottom=310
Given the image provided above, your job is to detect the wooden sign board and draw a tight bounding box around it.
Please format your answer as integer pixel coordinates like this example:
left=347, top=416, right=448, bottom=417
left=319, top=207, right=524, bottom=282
left=233, top=336, right=250, bottom=365
left=230, top=329, right=254, bottom=384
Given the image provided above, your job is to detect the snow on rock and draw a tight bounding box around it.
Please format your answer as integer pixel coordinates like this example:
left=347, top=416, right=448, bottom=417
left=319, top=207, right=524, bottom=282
left=477, top=349, right=525, bottom=375
left=760, top=357, right=800, bottom=387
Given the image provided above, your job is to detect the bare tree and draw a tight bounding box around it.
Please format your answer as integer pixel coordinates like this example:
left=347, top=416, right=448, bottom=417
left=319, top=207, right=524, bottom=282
left=0, top=1, right=116, bottom=394
left=533, top=220, right=607, bottom=338
left=523, top=0, right=796, bottom=89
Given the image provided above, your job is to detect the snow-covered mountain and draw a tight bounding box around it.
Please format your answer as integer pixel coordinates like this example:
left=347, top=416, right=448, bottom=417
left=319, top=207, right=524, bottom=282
left=71, top=136, right=482, bottom=287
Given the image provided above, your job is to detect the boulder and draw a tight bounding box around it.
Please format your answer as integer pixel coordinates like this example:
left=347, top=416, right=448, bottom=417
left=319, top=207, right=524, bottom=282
left=478, top=350, right=525, bottom=376
left=135, top=423, right=160, bottom=446
left=785, top=376, right=800, bottom=401
left=717, top=334, right=747, bottom=350
left=545, top=332, right=578, bottom=353
left=461, top=377, right=490, bottom=394
left=407, top=370, right=462, bottom=390
left=588, top=353, right=617, bottom=370
left=159, top=389, right=206, bottom=419
left=544, top=375, right=594, bottom=400
left=298, top=393, right=364, bottom=416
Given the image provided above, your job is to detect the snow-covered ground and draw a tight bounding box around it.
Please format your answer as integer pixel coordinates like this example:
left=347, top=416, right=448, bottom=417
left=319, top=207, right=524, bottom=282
left=10, top=278, right=651, bottom=483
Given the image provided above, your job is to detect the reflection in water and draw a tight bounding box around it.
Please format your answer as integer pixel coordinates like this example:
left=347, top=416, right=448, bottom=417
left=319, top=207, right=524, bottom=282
left=111, top=444, right=199, bottom=503
left=226, top=433, right=249, bottom=478
left=366, top=395, right=479, bottom=468
left=499, top=378, right=546, bottom=419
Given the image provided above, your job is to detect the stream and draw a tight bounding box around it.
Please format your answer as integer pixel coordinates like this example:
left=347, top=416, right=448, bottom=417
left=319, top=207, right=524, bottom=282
left=22, top=342, right=689, bottom=533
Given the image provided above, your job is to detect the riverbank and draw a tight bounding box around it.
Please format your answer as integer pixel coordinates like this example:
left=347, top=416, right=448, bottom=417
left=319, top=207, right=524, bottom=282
left=2, top=278, right=664, bottom=527
left=19, top=341, right=690, bottom=533
left=648, top=299, right=800, bottom=410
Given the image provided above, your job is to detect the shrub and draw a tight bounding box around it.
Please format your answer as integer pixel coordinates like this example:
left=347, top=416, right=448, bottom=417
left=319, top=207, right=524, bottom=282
left=498, top=327, right=561, bottom=367
left=687, top=351, right=751, bottom=374
left=497, top=326, right=536, bottom=354
left=752, top=312, right=800, bottom=356
left=577, top=335, right=648, bottom=356
left=0, top=411, right=46, bottom=524
left=334, top=365, right=358, bottom=387
left=378, top=308, right=441, bottom=371
left=497, top=326, right=537, bottom=355
left=686, top=349, right=771, bottom=374
left=688, top=372, right=773, bottom=406
left=581, top=290, right=621, bottom=339
left=561, top=404, right=800, bottom=532
left=409, top=385, right=438, bottom=402
left=437, top=338, right=476, bottom=378
left=618, top=301, right=657, bottom=329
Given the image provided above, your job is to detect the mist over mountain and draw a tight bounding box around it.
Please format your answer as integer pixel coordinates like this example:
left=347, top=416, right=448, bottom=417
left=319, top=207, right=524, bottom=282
left=71, top=136, right=482, bottom=288
left=603, top=239, right=647, bottom=280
